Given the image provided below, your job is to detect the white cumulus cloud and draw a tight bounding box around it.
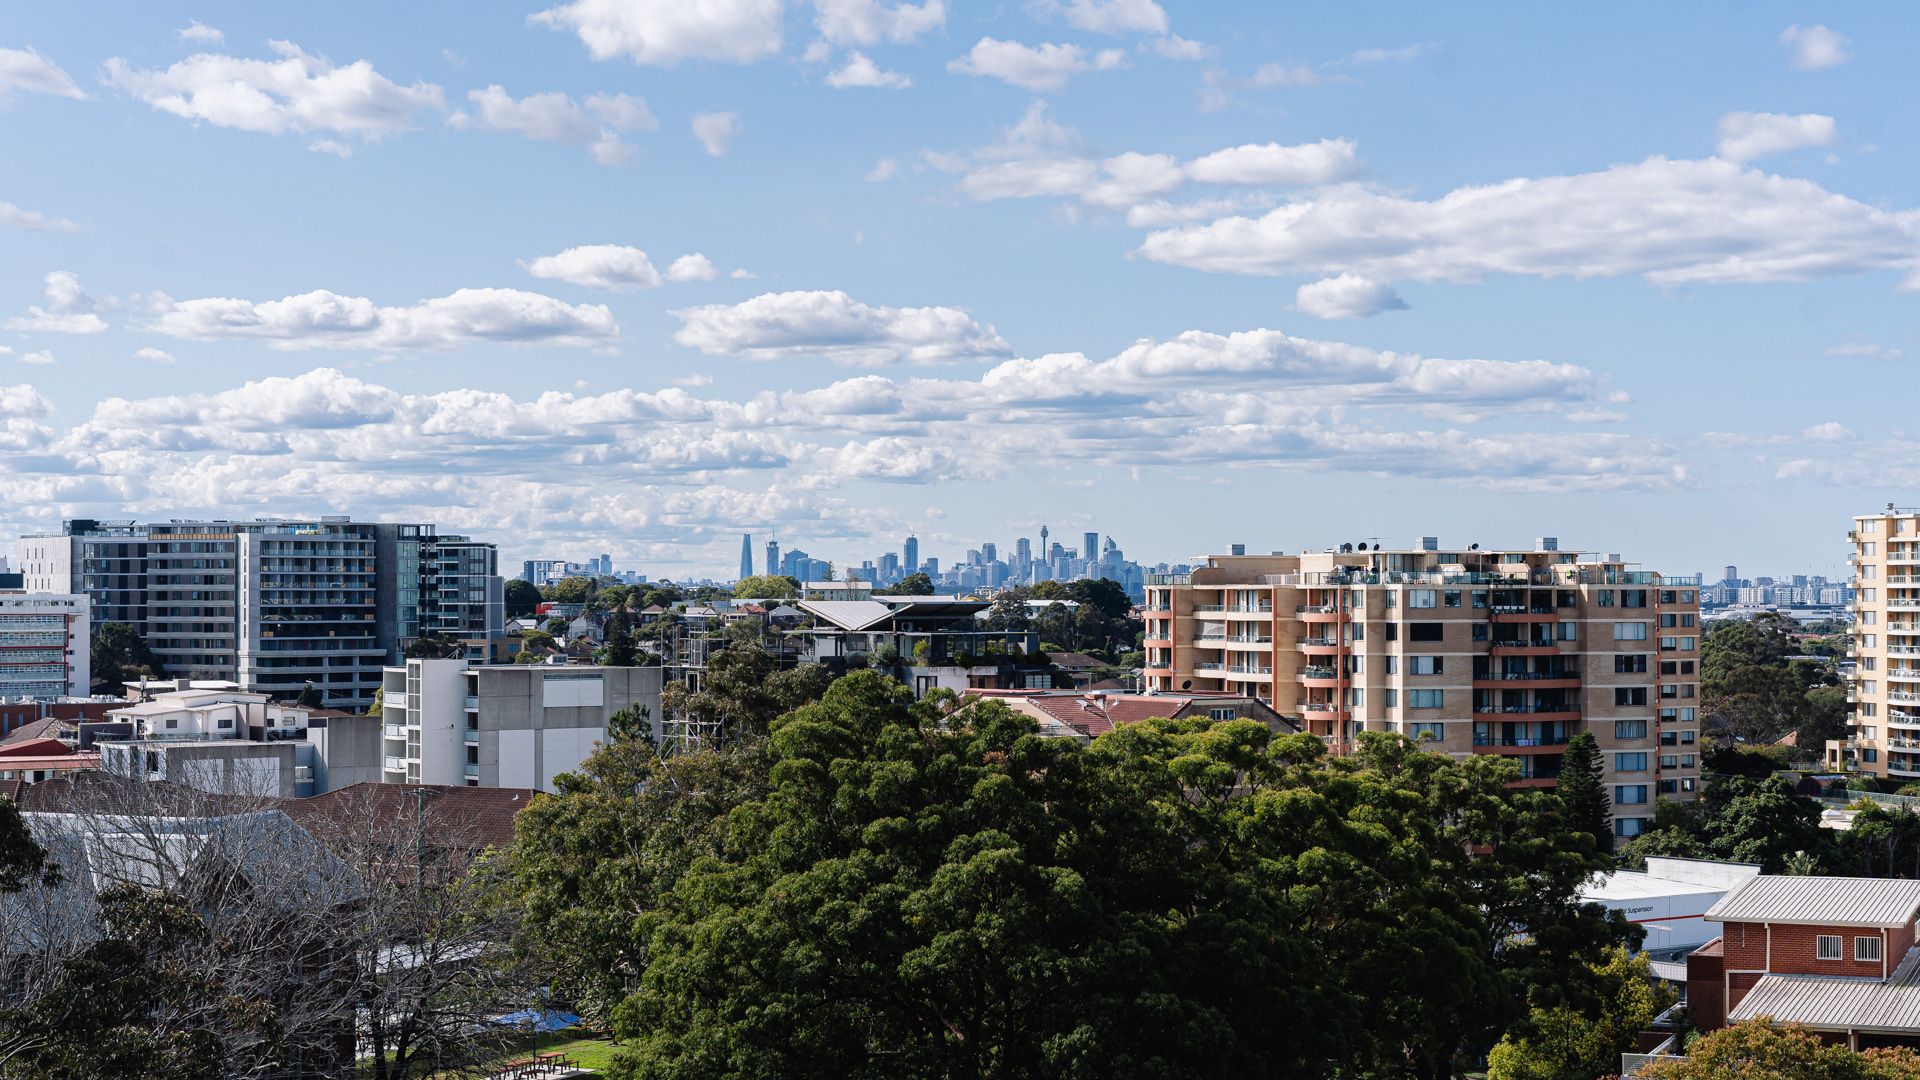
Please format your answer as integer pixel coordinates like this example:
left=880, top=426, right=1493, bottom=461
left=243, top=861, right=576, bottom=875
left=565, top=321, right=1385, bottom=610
left=1184, top=138, right=1360, bottom=185
left=531, top=0, right=786, bottom=66
left=1294, top=274, right=1407, bottom=319
left=673, top=290, right=1012, bottom=366
left=176, top=21, right=225, bottom=45
left=149, top=287, right=619, bottom=351
left=1043, top=0, right=1167, bottom=35
left=1781, top=24, right=1850, bottom=70
left=103, top=40, right=445, bottom=151
left=1715, top=111, right=1837, bottom=162
left=948, top=38, right=1126, bottom=92
left=1137, top=157, right=1920, bottom=291
left=136, top=347, right=177, bottom=364
left=826, top=51, right=912, bottom=89
left=0, top=46, right=86, bottom=100
left=692, top=111, right=739, bottom=156
left=6, top=271, right=108, bottom=334
left=453, top=85, right=653, bottom=164
left=812, top=0, right=946, bottom=45
left=0, top=200, right=76, bottom=231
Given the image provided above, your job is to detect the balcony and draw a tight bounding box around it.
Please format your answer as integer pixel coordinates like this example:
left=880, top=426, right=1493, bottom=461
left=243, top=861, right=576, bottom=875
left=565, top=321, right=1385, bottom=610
left=1472, top=704, right=1580, bottom=716
left=465, top=728, right=479, bottom=745
left=1472, top=735, right=1570, bottom=748
left=1302, top=665, right=1340, bottom=680
left=1297, top=701, right=1349, bottom=714
left=465, top=695, right=479, bottom=711
left=383, top=755, right=408, bottom=771
left=383, top=722, right=406, bottom=738
left=1489, top=641, right=1559, bottom=654
left=1474, top=671, right=1580, bottom=682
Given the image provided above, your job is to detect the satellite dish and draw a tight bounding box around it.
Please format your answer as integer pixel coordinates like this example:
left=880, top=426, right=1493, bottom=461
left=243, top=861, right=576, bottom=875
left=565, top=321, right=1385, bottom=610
left=1357, top=542, right=1369, bottom=551
left=1180, top=680, right=1192, bottom=690
left=1470, top=543, right=1479, bottom=551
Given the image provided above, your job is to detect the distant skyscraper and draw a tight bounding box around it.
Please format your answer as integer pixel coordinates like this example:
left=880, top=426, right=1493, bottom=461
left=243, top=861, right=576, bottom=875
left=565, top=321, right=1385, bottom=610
left=1723, top=564, right=1739, bottom=584
left=904, top=533, right=919, bottom=576
left=1083, top=532, right=1098, bottom=562
left=1039, top=524, right=1049, bottom=559
left=739, top=533, right=753, bottom=580
left=767, top=539, right=780, bottom=580
left=1014, top=538, right=1031, bottom=563
left=982, top=542, right=997, bottom=563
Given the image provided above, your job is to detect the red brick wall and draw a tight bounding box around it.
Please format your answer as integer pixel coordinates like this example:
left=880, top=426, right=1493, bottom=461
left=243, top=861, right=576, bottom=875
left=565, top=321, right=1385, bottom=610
left=1766, top=924, right=1895, bottom=977
left=1687, top=940, right=1726, bottom=1030
left=1892, top=921, right=1916, bottom=963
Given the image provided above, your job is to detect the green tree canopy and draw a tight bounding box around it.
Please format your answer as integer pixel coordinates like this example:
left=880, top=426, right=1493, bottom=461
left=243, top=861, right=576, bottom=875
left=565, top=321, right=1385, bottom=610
left=543, top=576, right=596, bottom=605
left=504, top=578, right=542, bottom=620
left=1487, top=948, right=1675, bottom=1080
left=595, top=673, right=1626, bottom=1080
left=1558, top=731, right=1613, bottom=856
left=90, top=621, right=163, bottom=691
left=874, top=572, right=932, bottom=596
left=731, top=574, right=800, bottom=600
left=1639, top=1018, right=1920, bottom=1079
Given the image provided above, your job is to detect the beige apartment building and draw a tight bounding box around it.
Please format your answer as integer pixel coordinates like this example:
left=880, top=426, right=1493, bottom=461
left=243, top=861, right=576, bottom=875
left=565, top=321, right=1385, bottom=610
left=1144, top=538, right=1703, bottom=841
left=1831, top=508, right=1920, bottom=780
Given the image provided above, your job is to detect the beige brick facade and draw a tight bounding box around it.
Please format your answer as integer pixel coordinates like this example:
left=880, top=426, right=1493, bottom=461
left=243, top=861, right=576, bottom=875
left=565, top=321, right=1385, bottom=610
left=1144, top=540, right=1702, bottom=841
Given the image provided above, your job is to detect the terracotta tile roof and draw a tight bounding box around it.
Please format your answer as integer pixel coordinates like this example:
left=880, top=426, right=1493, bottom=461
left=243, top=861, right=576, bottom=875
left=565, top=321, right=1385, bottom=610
left=281, top=782, right=538, bottom=852
left=0, top=738, right=76, bottom=759
left=0, top=718, right=67, bottom=746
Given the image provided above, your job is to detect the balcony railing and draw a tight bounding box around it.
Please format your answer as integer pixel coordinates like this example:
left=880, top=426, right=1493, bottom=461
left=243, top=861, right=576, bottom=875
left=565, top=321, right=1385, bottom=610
left=1297, top=701, right=1346, bottom=712
left=1472, top=735, right=1571, bottom=747
left=1475, top=671, right=1579, bottom=681
left=1296, top=604, right=1340, bottom=614
left=1474, top=704, right=1580, bottom=715
left=383, top=755, right=408, bottom=771
left=1302, top=665, right=1340, bottom=680
left=1300, top=638, right=1340, bottom=648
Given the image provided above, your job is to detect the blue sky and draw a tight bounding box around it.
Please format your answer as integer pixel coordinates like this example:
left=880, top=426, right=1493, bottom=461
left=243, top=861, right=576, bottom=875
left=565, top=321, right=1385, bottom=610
left=0, top=3, right=1910, bottom=580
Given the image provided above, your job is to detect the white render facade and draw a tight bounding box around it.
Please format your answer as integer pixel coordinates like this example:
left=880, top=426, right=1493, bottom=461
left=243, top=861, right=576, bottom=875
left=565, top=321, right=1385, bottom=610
left=380, top=659, right=662, bottom=789
left=0, top=592, right=90, bottom=699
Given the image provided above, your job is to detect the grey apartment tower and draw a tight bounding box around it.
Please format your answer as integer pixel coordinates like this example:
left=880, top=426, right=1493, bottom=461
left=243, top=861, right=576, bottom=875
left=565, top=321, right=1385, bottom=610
left=18, top=517, right=504, bottom=708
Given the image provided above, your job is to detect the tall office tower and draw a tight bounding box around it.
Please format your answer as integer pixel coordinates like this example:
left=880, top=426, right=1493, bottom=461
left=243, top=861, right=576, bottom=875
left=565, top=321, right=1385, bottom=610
left=1723, top=565, right=1739, bottom=584
left=1834, top=509, right=1920, bottom=781
left=1014, top=538, right=1031, bottom=563
left=21, top=517, right=503, bottom=708
left=904, top=534, right=919, bottom=577
left=1144, top=538, right=1702, bottom=847
left=922, top=558, right=938, bottom=579
left=767, top=540, right=781, bottom=581
left=739, top=533, right=754, bottom=580
left=966, top=549, right=982, bottom=566
left=982, top=542, right=997, bottom=564
left=1083, top=532, right=1098, bottom=562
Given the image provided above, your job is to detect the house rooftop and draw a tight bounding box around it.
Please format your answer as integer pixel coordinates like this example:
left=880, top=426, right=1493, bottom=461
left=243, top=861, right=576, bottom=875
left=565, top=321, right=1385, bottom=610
left=1732, top=946, right=1920, bottom=1033
left=1706, top=875, right=1920, bottom=929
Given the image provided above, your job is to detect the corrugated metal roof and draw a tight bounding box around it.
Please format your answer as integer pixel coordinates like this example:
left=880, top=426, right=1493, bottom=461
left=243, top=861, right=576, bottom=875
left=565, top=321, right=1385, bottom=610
left=1731, top=947, right=1920, bottom=1032
left=1706, top=876, right=1920, bottom=928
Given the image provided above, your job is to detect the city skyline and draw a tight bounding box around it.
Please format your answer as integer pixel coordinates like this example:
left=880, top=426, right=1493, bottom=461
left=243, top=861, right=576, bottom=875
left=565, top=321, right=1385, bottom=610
left=1, top=6, right=1913, bottom=577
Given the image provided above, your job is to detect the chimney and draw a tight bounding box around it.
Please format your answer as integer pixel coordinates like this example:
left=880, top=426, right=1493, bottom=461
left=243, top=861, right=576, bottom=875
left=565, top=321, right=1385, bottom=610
left=1536, top=537, right=1559, bottom=552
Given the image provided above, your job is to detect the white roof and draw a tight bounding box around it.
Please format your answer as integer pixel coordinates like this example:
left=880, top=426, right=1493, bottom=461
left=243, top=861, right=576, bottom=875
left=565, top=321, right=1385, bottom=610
left=1732, top=947, right=1920, bottom=1032
left=797, top=600, right=896, bottom=631
left=1707, top=876, right=1920, bottom=929
left=1584, top=870, right=1735, bottom=903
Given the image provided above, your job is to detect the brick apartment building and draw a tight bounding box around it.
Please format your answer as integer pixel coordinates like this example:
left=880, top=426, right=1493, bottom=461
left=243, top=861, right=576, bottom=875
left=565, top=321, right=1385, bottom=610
left=1142, top=538, right=1702, bottom=842
left=1688, top=875, right=1920, bottom=1048
left=1832, top=507, right=1920, bottom=780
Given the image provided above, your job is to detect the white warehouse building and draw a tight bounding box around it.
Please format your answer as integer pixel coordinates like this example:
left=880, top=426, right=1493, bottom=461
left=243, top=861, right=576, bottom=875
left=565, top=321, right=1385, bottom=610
left=380, top=660, right=662, bottom=790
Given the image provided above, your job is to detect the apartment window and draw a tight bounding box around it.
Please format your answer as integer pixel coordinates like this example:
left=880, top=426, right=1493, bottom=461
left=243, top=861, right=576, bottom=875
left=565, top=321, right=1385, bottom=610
left=1660, top=755, right=1678, bottom=768
left=1596, top=590, right=1614, bottom=607
left=1557, top=622, right=1578, bottom=641
left=1614, top=622, right=1648, bottom=641
left=1408, top=589, right=1437, bottom=608
left=1616, top=784, right=1648, bottom=805
left=1408, top=722, right=1444, bottom=741
left=1865, top=749, right=1880, bottom=763
left=1622, top=590, right=1648, bottom=608
left=1383, top=656, right=1398, bottom=675
left=1614, top=817, right=1648, bottom=838
left=1409, top=623, right=1444, bottom=642
left=1659, top=637, right=1679, bottom=651
left=1615, top=719, right=1648, bottom=739
left=1863, top=727, right=1878, bottom=741
left=1208, top=707, right=1235, bottom=721
left=1659, top=708, right=1678, bottom=723
left=1383, top=689, right=1398, bottom=708
left=1472, top=591, right=1488, bottom=609
left=1386, top=624, right=1399, bottom=641
left=164, top=717, right=178, bottom=729
left=1615, top=753, right=1648, bottom=772
left=1409, top=656, right=1444, bottom=676
left=1858, top=936, right=1883, bottom=963
left=1818, top=936, right=1844, bottom=961
left=1615, top=655, right=1648, bottom=673
left=1409, top=689, right=1444, bottom=709
left=1472, top=624, right=1488, bottom=641
left=1660, top=684, right=1678, bottom=699
left=1615, top=687, right=1648, bottom=707
left=1444, top=590, right=1462, bottom=607
left=218, top=717, right=233, bottom=729
left=1347, top=688, right=1365, bottom=707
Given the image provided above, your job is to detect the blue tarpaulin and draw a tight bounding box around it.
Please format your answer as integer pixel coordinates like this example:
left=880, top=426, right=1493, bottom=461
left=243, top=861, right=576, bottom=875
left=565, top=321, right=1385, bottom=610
left=490, top=1009, right=581, bottom=1032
